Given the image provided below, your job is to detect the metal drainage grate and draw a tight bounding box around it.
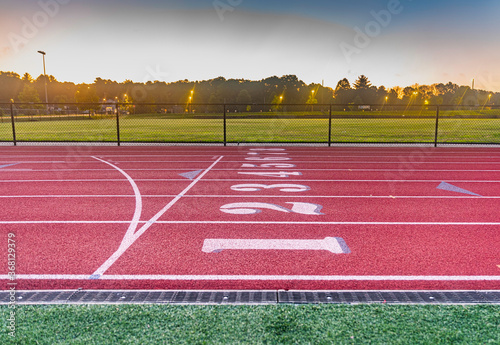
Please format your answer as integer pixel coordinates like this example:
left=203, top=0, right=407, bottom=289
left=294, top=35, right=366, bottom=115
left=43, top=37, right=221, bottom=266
left=0, top=290, right=499, bottom=305
left=277, top=290, right=500, bottom=304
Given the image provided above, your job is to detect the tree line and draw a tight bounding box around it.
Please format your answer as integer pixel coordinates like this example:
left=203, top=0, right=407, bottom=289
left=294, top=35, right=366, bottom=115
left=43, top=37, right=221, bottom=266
left=1, top=71, right=498, bottom=108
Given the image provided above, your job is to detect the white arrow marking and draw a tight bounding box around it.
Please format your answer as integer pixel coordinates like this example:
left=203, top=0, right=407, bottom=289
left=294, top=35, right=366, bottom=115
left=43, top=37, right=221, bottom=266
left=179, top=169, right=203, bottom=180
left=202, top=237, right=350, bottom=254
left=0, top=163, right=19, bottom=169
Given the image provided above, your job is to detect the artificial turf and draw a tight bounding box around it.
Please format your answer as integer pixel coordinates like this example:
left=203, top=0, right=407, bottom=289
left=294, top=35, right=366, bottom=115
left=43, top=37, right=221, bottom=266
left=1, top=304, right=499, bottom=344
left=1, top=113, right=499, bottom=144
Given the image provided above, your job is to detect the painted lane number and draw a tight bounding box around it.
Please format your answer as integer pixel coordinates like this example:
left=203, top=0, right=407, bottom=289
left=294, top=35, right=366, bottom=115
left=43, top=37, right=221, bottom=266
left=238, top=171, right=302, bottom=178
left=231, top=184, right=310, bottom=192
left=220, top=202, right=324, bottom=215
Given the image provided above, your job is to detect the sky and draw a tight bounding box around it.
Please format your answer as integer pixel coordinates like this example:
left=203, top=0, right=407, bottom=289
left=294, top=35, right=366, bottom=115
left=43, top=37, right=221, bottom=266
left=1, top=0, right=500, bottom=91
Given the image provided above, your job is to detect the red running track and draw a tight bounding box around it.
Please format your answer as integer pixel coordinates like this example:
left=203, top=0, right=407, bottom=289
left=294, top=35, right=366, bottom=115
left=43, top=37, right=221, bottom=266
left=1, top=145, right=499, bottom=290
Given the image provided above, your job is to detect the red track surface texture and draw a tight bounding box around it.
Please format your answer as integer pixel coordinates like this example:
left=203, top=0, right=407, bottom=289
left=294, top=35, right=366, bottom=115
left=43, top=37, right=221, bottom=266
left=1, top=146, right=499, bottom=290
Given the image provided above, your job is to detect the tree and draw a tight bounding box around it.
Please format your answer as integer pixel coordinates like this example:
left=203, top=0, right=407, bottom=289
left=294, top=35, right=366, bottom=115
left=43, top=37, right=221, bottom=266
left=18, top=84, right=42, bottom=104
left=306, top=88, right=318, bottom=112
left=335, top=78, right=351, bottom=91
left=0, top=72, right=23, bottom=102
left=271, top=94, right=283, bottom=111
left=17, top=84, right=43, bottom=117
left=237, top=89, right=252, bottom=112
left=353, top=75, right=372, bottom=90
left=75, top=85, right=99, bottom=112
left=237, top=89, right=251, bottom=104
left=22, top=73, right=33, bottom=83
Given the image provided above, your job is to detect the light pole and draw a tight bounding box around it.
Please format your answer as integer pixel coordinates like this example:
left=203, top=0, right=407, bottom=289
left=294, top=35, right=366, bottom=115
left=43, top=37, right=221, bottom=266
left=37, top=50, right=48, bottom=111
left=481, top=94, right=492, bottom=111
left=190, top=90, right=194, bottom=113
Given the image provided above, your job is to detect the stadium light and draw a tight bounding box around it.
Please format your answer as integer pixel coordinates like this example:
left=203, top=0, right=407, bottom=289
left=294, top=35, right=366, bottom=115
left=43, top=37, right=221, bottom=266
left=37, top=50, right=48, bottom=110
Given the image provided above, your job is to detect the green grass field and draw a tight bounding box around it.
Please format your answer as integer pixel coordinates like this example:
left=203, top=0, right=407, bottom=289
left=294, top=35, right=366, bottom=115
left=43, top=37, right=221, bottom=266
left=1, top=114, right=499, bottom=144
left=1, top=305, right=499, bottom=344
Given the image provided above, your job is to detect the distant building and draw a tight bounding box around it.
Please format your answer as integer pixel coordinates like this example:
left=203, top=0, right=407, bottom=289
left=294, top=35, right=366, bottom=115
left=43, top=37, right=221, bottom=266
left=101, top=99, right=117, bottom=114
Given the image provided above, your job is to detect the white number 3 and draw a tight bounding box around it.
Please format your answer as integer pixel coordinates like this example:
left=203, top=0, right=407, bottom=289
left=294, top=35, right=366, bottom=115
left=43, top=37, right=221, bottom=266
left=231, top=184, right=310, bottom=192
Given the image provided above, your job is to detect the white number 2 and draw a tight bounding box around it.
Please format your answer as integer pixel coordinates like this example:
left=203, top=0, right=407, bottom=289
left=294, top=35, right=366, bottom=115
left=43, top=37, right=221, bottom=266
left=231, top=184, right=310, bottom=192
left=220, top=202, right=324, bottom=215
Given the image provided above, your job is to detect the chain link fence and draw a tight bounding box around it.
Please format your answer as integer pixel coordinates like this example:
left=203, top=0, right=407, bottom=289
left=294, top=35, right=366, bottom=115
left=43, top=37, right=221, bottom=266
left=0, top=102, right=498, bottom=145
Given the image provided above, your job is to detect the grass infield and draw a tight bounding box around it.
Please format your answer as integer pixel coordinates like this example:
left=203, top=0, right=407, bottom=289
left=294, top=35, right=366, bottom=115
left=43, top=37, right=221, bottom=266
left=1, top=305, right=499, bottom=344
left=1, top=113, right=499, bottom=143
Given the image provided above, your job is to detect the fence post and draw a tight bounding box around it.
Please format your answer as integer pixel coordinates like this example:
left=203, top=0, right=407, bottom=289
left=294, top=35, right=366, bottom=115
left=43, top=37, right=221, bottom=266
left=328, top=104, right=332, bottom=147
left=434, top=105, right=440, bottom=147
left=223, top=103, right=227, bottom=146
left=10, top=101, right=17, bottom=146
left=116, top=104, right=121, bottom=146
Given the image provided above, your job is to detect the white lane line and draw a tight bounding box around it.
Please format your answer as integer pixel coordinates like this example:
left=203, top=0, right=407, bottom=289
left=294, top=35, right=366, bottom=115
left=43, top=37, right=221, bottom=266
left=1, top=274, right=498, bottom=281
left=7, top=167, right=500, bottom=173
left=2, top=179, right=500, bottom=183
left=3, top=153, right=498, bottom=158
left=6, top=160, right=499, bottom=164
left=0, top=195, right=498, bottom=199
left=90, top=156, right=224, bottom=279
left=2, top=221, right=500, bottom=226
left=92, top=156, right=143, bottom=259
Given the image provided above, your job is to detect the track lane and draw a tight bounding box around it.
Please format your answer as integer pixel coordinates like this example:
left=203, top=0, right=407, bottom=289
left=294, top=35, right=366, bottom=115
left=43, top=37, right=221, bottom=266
left=1, top=146, right=499, bottom=291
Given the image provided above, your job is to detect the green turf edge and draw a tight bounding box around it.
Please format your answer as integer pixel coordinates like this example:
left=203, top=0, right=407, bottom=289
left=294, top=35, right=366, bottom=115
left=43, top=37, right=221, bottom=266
left=1, top=117, right=499, bottom=144
left=1, top=305, right=499, bottom=344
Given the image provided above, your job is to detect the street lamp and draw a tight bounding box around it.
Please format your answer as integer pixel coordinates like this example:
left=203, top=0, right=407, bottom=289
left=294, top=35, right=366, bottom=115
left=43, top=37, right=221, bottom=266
left=37, top=50, right=48, bottom=111
left=482, top=94, right=493, bottom=110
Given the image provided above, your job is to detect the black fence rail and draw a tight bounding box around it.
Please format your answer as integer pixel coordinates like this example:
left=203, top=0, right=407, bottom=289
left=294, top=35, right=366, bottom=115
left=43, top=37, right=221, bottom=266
left=0, top=102, right=499, bottom=146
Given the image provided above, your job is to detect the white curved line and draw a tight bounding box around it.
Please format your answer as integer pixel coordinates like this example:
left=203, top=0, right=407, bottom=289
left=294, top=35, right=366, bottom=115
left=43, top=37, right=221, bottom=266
left=91, top=155, right=224, bottom=278
left=91, top=156, right=142, bottom=276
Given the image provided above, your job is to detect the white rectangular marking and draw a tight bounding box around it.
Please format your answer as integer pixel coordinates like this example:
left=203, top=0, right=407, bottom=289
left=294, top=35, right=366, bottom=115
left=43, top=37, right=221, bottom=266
left=202, top=237, right=350, bottom=254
